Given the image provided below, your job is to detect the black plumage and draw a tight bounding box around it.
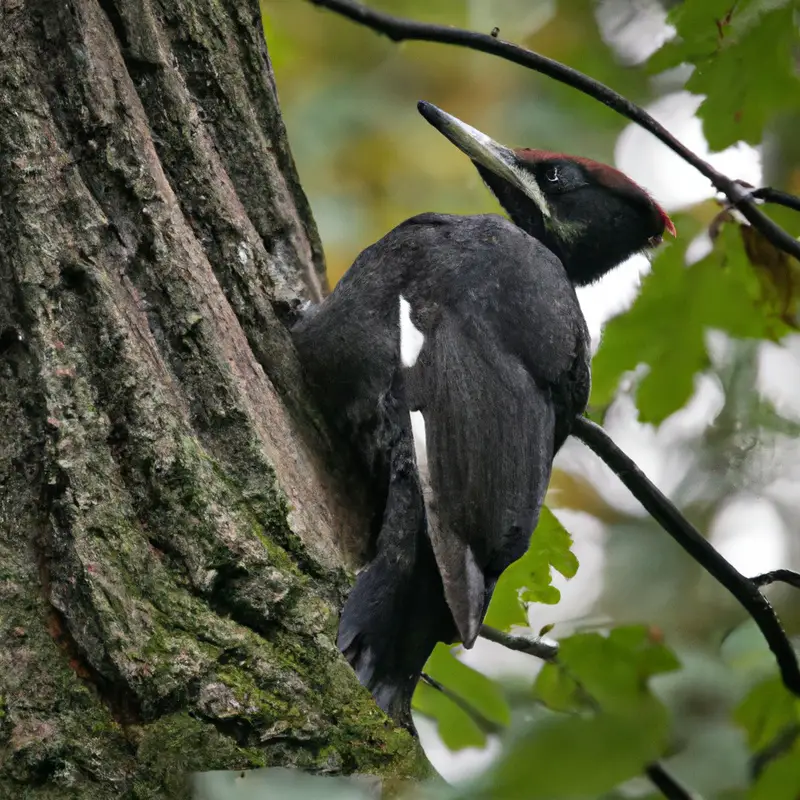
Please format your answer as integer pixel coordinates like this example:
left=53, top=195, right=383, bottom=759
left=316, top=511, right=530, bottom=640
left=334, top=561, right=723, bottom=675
left=291, top=102, right=674, bottom=729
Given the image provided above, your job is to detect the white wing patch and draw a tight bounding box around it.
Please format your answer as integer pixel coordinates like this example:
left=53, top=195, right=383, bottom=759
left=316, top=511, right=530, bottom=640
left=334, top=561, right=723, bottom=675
left=409, top=410, right=428, bottom=478
left=399, top=295, right=425, bottom=368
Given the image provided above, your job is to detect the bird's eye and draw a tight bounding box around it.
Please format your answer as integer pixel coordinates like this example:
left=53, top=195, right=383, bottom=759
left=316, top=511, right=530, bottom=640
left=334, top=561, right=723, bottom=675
left=545, top=166, right=560, bottom=183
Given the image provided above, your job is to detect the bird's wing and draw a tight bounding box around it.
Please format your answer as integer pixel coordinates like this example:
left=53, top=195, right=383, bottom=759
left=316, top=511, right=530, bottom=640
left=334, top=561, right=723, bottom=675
left=400, top=300, right=556, bottom=648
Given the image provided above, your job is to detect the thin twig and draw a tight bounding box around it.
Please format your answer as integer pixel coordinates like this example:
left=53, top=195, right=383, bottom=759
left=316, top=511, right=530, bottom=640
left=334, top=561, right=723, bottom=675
left=424, top=670, right=696, bottom=800
left=571, top=416, right=800, bottom=697
left=751, top=723, right=800, bottom=778
left=419, top=672, right=504, bottom=735
left=746, top=186, right=800, bottom=214
left=752, top=569, right=800, bottom=590
left=479, top=624, right=558, bottom=661
left=646, top=763, right=703, bottom=800
left=308, top=0, right=800, bottom=262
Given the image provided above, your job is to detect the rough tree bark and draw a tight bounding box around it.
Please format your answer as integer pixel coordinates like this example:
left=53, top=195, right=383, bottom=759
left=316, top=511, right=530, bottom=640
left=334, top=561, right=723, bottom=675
left=0, top=0, right=429, bottom=796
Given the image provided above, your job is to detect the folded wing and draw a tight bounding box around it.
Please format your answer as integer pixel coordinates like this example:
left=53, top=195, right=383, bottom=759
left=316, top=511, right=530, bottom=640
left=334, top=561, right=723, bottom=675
left=401, top=300, right=556, bottom=647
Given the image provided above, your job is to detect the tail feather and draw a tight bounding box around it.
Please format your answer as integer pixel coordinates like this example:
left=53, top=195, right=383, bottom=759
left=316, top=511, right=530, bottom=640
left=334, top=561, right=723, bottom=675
left=338, top=540, right=455, bottom=729
left=338, top=437, right=456, bottom=730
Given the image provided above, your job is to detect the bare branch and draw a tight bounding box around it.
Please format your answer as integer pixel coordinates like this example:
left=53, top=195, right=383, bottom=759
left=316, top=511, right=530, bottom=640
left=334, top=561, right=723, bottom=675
left=740, top=185, right=800, bottom=214
left=418, top=672, right=504, bottom=736
left=480, top=624, right=558, bottom=661
left=752, top=569, right=800, bottom=590
left=308, top=0, right=800, bottom=262
left=571, top=416, right=800, bottom=698
left=751, top=723, right=800, bottom=778
left=646, top=763, right=704, bottom=800
left=423, top=670, right=698, bottom=800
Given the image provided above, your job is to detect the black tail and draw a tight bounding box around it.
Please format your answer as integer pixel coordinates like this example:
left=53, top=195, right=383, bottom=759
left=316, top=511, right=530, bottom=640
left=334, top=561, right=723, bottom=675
left=337, top=436, right=456, bottom=730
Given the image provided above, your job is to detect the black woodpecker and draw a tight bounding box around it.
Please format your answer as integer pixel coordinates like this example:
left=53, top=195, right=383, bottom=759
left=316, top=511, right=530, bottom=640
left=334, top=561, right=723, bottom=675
left=292, top=101, right=675, bottom=729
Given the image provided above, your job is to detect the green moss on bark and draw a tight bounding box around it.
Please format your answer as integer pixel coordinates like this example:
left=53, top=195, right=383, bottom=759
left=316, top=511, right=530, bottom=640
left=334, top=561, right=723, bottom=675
left=0, top=0, right=430, bottom=796
left=131, top=713, right=267, bottom=800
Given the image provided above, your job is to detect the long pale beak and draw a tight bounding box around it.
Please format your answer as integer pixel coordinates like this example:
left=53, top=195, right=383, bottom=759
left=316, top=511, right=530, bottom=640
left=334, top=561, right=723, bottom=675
left=417, top=101, right=548, bottom=217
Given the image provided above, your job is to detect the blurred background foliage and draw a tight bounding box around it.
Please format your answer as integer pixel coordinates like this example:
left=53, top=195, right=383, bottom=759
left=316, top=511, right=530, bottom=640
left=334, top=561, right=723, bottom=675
left=265, top=0, right=674, bottom=285
left=259, top=1, right=800, bottom=798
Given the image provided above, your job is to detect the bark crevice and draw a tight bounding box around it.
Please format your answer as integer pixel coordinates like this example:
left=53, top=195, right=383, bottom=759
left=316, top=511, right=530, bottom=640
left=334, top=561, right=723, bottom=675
left=0, top=0, right=429, bottom=795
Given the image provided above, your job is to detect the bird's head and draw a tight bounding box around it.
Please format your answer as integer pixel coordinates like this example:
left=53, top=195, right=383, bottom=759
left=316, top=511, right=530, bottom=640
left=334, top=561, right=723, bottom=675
left=418, top=101, right=675, bottom=287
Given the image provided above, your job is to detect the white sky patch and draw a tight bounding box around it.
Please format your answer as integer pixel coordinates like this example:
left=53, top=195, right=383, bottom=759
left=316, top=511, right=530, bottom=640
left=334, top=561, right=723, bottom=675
left=614, top=91, right=761, bottom=213
left=708, top=495, right=787, bottom=577
left=415, top=715, right=501, bottom=784
left=578, top=91, right=761, bottom=350
left=685, top=231, right=714, bottom=265
left=399, top=295, right=425, bottom=367
left=577, top=253, right=650, bottom=349
left=757, top=336, right=800, bottom=421
left=595, top=0, right=673, bottom=65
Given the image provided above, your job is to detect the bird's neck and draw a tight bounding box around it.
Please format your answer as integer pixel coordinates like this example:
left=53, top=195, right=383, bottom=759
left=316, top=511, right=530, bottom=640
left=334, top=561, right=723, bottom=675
left=476, top=166, right=572, bottom=276
left=515, top=210, right=568, bottom=267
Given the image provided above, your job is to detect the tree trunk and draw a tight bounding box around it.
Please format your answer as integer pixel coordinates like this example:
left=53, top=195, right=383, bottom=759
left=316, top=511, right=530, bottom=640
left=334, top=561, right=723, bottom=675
left=0, top=0, right=429, bottom=795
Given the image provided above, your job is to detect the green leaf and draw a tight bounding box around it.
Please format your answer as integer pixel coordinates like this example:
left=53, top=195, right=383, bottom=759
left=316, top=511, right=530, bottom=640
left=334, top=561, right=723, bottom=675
left=536, top=627, right=680, bottom=716
left=648, top=0, right=765, bottom=73
left=538, top=623, right=555, bottom=637
left=425, top=644, right=511, bottom=727
left=721, top=619, right=779, bottom=677
left=448, top=627, right=678, bottom=798
left=591, top=222, right=792, bottom=423
left=484, top=507, right=579, bottom=629
left=482, top=575, right=528, bottom=631
left=458, top=711, right=668, bottom=799
left=607, top=626, right=682, bottom=680
left=750, top=750, right=800, bottom=800
left=734, top=676, right=800, bottom=751
left=412, top=679, right=486, bottom=752
left=765, top=203, right=800, bottom=242
left=413, top=644, right=510, bottom=751
left=535, top=663, right=583, bottom=712
left=492, top=628, right=677, bottom=798
left=690, top=6, right=800, bottom=151
left=647, top=0, right=800, bottom=150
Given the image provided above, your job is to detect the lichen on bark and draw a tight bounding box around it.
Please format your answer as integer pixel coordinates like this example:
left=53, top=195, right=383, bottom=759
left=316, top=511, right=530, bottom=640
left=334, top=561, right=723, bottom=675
left=0, top=0, right=430, bottom=795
